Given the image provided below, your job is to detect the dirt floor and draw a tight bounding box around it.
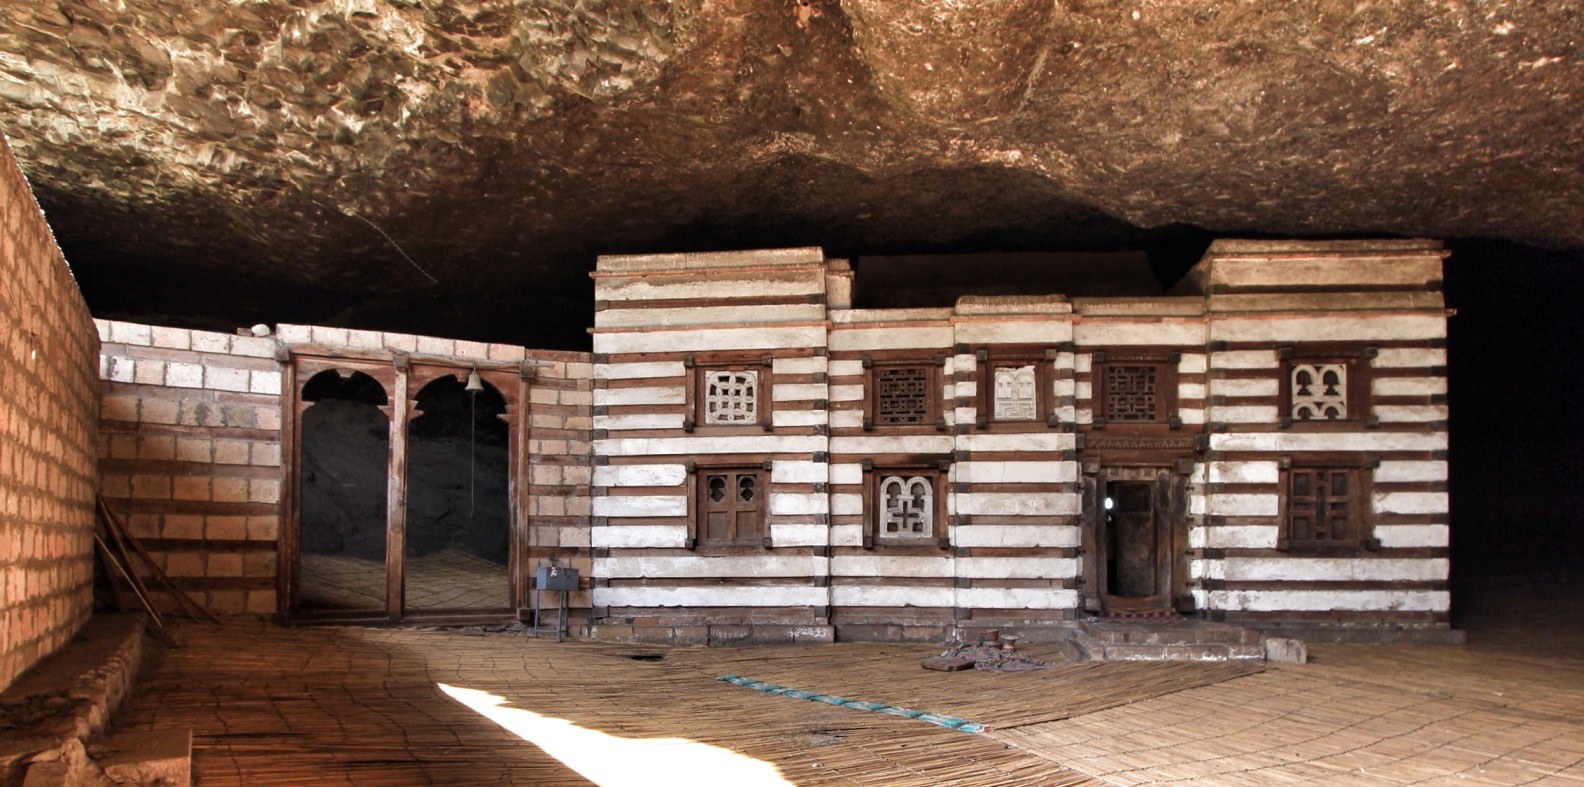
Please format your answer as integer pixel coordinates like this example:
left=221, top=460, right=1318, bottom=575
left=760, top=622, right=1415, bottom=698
left=110, top=573, right=1584, bottom=786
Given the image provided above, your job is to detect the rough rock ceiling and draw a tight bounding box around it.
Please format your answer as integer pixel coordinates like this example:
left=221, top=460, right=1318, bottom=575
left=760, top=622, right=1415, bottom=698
left=2, top=0, right=1581, bottom=348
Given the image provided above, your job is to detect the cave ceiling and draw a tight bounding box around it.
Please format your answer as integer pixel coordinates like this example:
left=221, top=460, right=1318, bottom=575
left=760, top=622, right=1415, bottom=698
left=1, top=0, right=1581, bottom=348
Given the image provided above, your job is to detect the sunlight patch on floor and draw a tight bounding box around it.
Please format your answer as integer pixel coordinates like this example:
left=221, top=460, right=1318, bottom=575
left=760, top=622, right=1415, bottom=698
left=437, top=683, right=796, bottom=787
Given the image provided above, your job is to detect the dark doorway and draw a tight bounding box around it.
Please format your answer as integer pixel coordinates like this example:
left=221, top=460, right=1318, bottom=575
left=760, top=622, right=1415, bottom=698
left=298, top=370, right=389, bottom=612
left=405, top=374, right=511, bottom=612
left=1106, top=481, right=1158, bottom=599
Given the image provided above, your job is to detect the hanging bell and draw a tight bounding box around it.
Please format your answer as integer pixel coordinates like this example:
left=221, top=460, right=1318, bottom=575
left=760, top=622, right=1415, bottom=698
left=464, top=368, right=485, bottom=394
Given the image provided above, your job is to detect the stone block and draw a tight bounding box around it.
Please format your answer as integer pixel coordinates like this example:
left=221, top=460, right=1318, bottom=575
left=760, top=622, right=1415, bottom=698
left=94, top=728, right=191, bottom=787
left=149, top=326, right=192, bottom=350
left=1264, top=637, right=1308, bottom=664
left=164, top=362, right=203, bottom=389
left=249, top=370, right=282, bottom=395
left=189, top=332, right=231, bottom=354
left=204, top=366, right=250, bottom=392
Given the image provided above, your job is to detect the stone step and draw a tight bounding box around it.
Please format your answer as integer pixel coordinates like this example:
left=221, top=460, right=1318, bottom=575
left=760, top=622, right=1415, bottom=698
left=1079, top=619, right=1261, bottom=646
left=1090, top=642, right=1268, bottom=662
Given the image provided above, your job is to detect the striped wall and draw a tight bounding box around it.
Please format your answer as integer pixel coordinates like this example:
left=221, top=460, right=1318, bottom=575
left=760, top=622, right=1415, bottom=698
left=588, top=240, right=1454, bottom=643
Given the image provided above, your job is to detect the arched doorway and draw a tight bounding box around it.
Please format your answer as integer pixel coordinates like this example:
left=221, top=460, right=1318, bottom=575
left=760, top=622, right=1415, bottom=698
left=298, top=369, right=390, bottom=612
left=405, top=373, right=511, bottom=612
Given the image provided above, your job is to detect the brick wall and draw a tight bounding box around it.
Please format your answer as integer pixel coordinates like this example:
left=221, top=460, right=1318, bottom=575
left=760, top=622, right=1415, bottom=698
left=97, top=322, right=283, bottom=617
left=0, top=134, right=100, bottom=689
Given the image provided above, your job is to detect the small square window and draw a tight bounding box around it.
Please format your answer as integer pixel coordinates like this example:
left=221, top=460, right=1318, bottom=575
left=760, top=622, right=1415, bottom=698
left=687, top=357, right=771, bottom=431
left=1281, top=463, right=1373, bottom=550
left=1092, top=352, right=1178, bottom=427
left=862, top=462, right=948, bottom=549
left=694, top=467, right=766, bottom=548
left=1279, top=347, right=1372, bottom=426
left=863, top=359, right=943, bottom=430
left=971, top=347, right=1054, bottom=428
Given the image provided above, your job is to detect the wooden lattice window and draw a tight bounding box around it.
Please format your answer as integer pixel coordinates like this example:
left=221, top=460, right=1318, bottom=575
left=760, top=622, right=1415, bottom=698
left=1092, top=352, right=1178, bottom=427
left=1279, top=347, right=1373, bottom=427
left=862, top=460, right=949, bottom=548
left=1280, top=461, right=1374, bottom=550
left=686, top=355, right=771, bottom=431
left=697, top=467, right=766, bottom=548
left=863, top=358, right=943, bottom=431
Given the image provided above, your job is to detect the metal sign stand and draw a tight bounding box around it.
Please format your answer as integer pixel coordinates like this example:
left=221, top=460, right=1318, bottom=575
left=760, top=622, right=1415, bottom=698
left=531, top=565, right=579, bottom=642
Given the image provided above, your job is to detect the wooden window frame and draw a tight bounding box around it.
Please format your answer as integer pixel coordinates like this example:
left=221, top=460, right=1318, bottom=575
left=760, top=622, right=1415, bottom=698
left=1091, top=349, right=1181, bottom=429
left=1277, top=455, right=1379, bottom=552
left=687, top=460, right=771, bottom=550
left=861, top=457, right=951, bottom=550
left=1278, top=345, right=1376, bottom=428
left=684, top=353, right=773, bottom=433
left=862, top=352, right=947, bottom=433
left=972, top=345, right=1057, bottom=429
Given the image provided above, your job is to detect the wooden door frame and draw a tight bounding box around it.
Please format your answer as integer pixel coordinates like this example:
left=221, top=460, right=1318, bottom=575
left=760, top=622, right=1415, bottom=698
left=1079, top=456, right=1194, bottom=615
left=279, top=350, right=532, bottom=623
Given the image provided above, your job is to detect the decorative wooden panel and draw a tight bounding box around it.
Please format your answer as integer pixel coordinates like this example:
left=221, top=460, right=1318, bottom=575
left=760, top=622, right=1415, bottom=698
left=1290, top=363, right=1347, bottom=420
left=1287, top=467, right=1360, bottom=543
left=877, top=366, right=931, bottom=425
left=1105, top=364, right=1159, bottom=422
left=700, top=469, right=765, bottom=546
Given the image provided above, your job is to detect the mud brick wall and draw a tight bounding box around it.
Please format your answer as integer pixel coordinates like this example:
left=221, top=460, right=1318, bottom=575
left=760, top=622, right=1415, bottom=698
left=0, top=135, right=100, bottom=690
left=521, top=352, right=594, bottom=622
left=97, top=322, right=283, bottom=617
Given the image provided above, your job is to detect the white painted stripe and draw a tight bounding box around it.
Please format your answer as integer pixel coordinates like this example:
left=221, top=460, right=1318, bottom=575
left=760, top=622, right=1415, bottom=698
left=592, top=495, right=688, bottom=517
left=770, top=523, right=829, bottom=546
left=829, top=410, right=864, bottom=429
left=1210, top=350, right=1279, bottom=369
left=773, top=383, right=826, bottom=401
left=594, top=303, right=824, bottom=328
left=1374, top=348, right=1446, bottom=367
left=596, top=555, right=826, bottom=578
left=772, top=410, right=829, bottom=427
left=771, top=493, right=829, bottom=516
left=952, top=524, right=1080, bottom=548
left=956, top=433, right=1076, bottom=452
left=956, top=492, right=1080, bottom=517
left=957, top=587, right=1077, bottom=609
left=1210, top=315, right=1445, bottom=343
left=829, top=384, right=864, bottom=402
left=594, top=413, right=687, bottom=431
left=955, top=461, right=1076, bottom=484
left=1207, top=461, right=1279, bottom=484
left=596, top=361, right=687, bottom=380
left=1210, top=378, right=1278, bottom=397
left=1214, top=405, right=1280, bottom=423
left=1373, top=525, right=1449, bottom=548
left=1207, top=589, right=1448, bottom=612
left=594, top=325, right=827, bottom=355
left=1179, top=382, right=1206, bottom=400
left=1074, top=322, right=1205, bottom=345
left=1373, top=404, right=1449, bottom=422
left=773, top=356, right=828, bottom=374
left=954, top=322, right=1072, bottom=345
left=1178, top=353, right=1208, bottom=374
left=831, top=586, right=954, bottom=608
left=830, top=493, right=864, bottom=517
left=591, top=525, right=688, bottom=548
left=832, top=556, right=953, bottom=578
left=957, top=556, right=1078, bottom=579
left=595, top=273, right=823, bottom=303
left=829, top=464, right=863, bottom=485
left=598, top=435, right=828, bottom=456
left=1372, top=491, right=1448, bottom=514
left=831, top=523, right=864, bottom=546
left=772, top=461, right=829, bottom=484
left=1209, top=494, right=1280, bottom=517
left=1192, top=525, right=1280, bottom=549
left=1372, top=377, right=1448, bottom=396
left=827, top=360, right=865, bottom=377
left=829, top=435, right=955, bottom=454
left=1374, top=461, right=1447, bottom=483
left=593, top=386, right=686, bottom=406
left=1222, top=558, right=1448, bottom=582
left=828, top=326, right=954, bottom=352
left=596, top=586, right=828, bottom=607
left=1210, top=432, right=1448, bottom=452
left=593, top=464, right=688, bottom=487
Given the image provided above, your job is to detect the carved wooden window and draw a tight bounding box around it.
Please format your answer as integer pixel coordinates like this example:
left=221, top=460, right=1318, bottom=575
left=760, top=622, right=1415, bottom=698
left=686, top=356, right=771, bottom=431
left=972, top=347, right=1056, bottom=428
left=863, top=358, right=943, bottom=431
left=862, top=460, right=949, bottom=548
left=1280, top=460, right=1375, bottom=550
left=1279, top=347, right=1373, bottom=427
left=696, top=467, right=766, bottom=548
left=1092, top=352, right=1178, bottom=428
